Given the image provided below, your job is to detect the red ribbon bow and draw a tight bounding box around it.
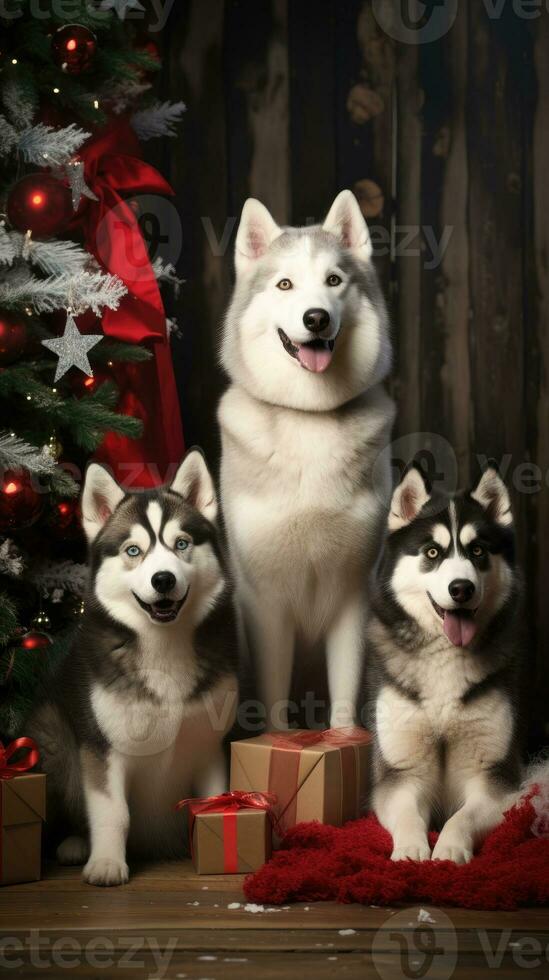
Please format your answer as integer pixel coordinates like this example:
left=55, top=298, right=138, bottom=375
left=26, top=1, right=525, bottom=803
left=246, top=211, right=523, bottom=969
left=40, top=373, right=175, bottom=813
left=0, top=737, right=40, bottom=780
left=75, top=120, right=174, bottom=344
left=176, top=791, right=276, bottom=874
left=70, top=120, right=184, bottom=487
left=268, top=726, right=371, bottom=749
left=175, top=790, right=277, bottom=817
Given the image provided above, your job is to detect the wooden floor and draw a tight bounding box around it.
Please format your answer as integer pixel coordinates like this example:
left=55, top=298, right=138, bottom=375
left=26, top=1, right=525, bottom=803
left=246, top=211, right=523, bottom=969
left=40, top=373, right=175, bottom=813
left=1, top=862, right=549, bottom=978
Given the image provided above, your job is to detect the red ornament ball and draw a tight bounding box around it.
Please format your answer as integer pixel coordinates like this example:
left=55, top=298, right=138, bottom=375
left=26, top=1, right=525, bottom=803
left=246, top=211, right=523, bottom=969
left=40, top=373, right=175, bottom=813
left=0, top=471, right=43, bottom=531
left=7, top=174, right=73, bottom=237
left=19, top=630, right=52, bottom=651
left=54, top=498, right=80, bottom=534
left=51, top=24, right=97, bottom=74
left=0, top=311, right=27, bottom=365
left=142, top=40, right=161, bottom=63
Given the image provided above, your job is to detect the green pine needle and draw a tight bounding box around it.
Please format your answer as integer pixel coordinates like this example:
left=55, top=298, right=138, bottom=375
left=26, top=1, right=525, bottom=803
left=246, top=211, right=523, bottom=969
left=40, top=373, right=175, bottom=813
left=90, top=342, right=153, bottom=365
left=0, top=593, right=19, bottom=650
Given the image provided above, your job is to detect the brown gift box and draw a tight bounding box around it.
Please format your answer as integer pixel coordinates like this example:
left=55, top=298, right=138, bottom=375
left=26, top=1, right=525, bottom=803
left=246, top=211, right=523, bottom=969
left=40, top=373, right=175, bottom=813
left=230, top=729, right=371, bottom=838
left=189, top=804, right=271, bottom=874
left=1, top=773, right=46, bottom=885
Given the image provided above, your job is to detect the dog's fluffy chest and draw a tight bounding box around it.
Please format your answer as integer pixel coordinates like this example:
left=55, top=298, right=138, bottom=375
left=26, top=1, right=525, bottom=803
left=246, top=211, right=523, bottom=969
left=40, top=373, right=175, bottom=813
left=377, top=638, right=513, bottom=775
left=403, top=640, right=479, bottom=708
left=219, top=383, right=393, bottom=572
left=92, top=630, right=202, bottom=756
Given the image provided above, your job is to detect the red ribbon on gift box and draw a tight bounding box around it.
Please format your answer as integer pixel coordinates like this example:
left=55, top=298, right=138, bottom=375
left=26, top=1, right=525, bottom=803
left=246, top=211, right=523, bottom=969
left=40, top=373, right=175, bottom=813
left=268, top=726, right=371, bottom=749
left=0, top=738, right=40, bottom=780
left=266, top=728, right=371, bottom=835
left=175, top=791, right=276, bottom=874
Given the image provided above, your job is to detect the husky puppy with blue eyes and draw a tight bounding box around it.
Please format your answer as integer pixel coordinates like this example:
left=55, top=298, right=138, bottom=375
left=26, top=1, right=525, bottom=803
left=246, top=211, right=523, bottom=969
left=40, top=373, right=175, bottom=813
left=368, top=464, right=524, bottom=864
left=26, top=450, right=238, bottom=886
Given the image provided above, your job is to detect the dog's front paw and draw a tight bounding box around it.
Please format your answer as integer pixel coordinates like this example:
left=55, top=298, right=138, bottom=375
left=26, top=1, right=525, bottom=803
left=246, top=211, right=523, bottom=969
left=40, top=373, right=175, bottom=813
left=391, top=843, right=431, bottom=862
left=431, top=840, right=473, bottom=864
left=82, top=856, right=129, bottom=887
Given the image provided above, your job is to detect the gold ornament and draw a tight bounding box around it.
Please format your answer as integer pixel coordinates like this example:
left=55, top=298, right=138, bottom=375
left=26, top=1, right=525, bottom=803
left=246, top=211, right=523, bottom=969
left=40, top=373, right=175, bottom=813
left=45, top=432, right=63, bottom=460
left=31, top=610, right=51, bottom=631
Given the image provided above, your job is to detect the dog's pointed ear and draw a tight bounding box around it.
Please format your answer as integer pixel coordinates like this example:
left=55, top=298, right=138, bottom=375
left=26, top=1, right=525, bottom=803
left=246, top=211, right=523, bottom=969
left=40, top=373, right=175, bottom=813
left=471, top=465, right=513, bottom=526
left=323, top=189, right=372, bottom=261
left=81, top=463, right=125, bottom=542
left=388, top=465, right=431, bottom=532
left=235, top=198, right=281, bottom=275
left=170, top=450, right=217, bottom=522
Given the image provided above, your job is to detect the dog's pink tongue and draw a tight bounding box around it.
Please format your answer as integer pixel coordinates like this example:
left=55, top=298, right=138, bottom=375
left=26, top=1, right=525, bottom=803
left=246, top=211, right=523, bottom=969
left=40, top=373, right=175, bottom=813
left=443, top=611, right=477, bottom=647
left=296, top=343, right=333, bottom=373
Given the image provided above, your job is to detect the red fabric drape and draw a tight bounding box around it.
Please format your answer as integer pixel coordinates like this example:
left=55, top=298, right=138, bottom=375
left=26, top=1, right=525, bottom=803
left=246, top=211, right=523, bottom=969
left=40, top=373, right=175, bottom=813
left=73, top=120, right=184, bottom=487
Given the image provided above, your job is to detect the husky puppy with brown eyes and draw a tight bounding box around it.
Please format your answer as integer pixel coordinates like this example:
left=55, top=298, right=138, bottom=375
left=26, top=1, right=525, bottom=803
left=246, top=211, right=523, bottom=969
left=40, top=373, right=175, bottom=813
left=219, top=190, right=395, bottom=730
left=368, top=464, right=525, bottom=864
left=26, top=451, right=238, bottom=886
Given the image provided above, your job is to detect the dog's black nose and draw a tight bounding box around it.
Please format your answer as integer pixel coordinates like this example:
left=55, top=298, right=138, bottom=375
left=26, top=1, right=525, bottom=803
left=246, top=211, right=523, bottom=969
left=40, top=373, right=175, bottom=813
left=151, top=571, right=176, bottom=595
left=303, top=308, right=330, bottom=333
left=448, top=579, right=475, bottom=604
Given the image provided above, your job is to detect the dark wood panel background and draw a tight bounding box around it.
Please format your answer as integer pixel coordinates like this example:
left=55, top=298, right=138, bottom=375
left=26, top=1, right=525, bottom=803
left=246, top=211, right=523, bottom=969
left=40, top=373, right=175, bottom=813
left=153, top=0, right=549, bottom=742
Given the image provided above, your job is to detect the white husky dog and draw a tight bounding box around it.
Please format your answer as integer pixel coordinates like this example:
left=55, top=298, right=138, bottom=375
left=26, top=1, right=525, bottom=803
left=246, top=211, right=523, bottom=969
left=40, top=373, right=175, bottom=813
left=218, top=191, right=395, bottom=729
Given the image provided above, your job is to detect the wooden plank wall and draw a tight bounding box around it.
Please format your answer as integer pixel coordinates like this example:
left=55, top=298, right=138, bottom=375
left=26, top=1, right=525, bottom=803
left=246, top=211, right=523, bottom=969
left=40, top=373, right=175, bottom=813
left=158, top=0, right=549, bottom=741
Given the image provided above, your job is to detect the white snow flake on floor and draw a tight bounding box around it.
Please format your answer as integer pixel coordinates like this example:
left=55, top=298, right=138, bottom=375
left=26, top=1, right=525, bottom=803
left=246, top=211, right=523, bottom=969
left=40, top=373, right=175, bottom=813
left=417, top=908, right=436, bottom=924
left=338, top=928, right=357, bottom=936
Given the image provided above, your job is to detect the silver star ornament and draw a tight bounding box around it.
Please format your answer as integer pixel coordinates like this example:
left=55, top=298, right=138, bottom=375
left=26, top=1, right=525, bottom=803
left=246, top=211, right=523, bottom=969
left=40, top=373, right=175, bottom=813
left=42, top=314, right=102, bottom=383
left=99, top=0, right=145, bottom=19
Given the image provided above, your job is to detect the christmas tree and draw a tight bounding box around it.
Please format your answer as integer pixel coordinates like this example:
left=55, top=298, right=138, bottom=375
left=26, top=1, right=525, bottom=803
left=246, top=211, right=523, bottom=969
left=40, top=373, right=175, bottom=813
left=0, top=1, right=185, bottom=734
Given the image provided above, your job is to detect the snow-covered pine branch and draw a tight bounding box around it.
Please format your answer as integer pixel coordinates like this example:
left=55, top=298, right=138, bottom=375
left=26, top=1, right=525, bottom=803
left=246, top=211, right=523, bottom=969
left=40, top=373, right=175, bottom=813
left=151, top=257, right=185, bottom=297
left=0, top=431, right=57, bottom=476
left=2, top=78, right=36, bottom=128
left=0, top=540, right=24, bottom=578
left=166, top=316, right=182, bottom=339
left=0, top=266, right=127, bottom=315
left=1, top=231, right=93, bottom=276
left=0, top=115, right=18, bottom=157
left=108, top=78, right=152, bottom=115
left=29, top=559, right=88, bottom=597
left=18, top=235, right=93, bottom=277
left=131, top=100, right=186, bottom=140
left=19, top=123, right=91, bottom=168
left=0, top=224, right=18, bottom=266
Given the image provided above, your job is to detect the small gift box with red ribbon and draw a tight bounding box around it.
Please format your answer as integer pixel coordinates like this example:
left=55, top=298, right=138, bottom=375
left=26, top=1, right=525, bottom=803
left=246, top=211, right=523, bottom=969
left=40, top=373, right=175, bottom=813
left=176, top=791, right=274, bottom=874
left=230, top=728, right=372, bottom=840
left=0, top=738, right=45, bottom=886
